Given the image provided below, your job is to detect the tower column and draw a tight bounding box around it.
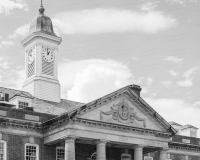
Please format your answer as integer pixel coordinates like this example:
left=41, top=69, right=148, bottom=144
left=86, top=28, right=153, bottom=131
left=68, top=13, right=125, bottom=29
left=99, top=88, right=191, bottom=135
left=134, top=145, right=143, bottom=160
left=64, top=137, right=76, bottom=160
left=159, top=148, right=168, bottom=160
left=96, top=140, right=107, bottom=160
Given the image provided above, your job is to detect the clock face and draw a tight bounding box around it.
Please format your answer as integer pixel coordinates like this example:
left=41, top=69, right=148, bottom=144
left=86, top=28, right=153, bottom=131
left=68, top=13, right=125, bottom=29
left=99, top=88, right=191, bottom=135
left=27, top=47, right=35, bottom=64
left=41, top=46, right=55, bottom=62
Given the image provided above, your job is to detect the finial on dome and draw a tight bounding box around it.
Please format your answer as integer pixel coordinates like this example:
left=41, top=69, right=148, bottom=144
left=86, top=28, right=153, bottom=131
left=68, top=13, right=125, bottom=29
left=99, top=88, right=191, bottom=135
left=39, top=0, right=45, bottom=15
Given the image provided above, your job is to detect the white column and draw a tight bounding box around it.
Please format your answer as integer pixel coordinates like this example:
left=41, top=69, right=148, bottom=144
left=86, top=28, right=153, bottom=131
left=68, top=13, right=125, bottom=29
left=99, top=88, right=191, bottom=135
left=96, top=140, right=107, bottom=160
left=134, top=145, right=143, bottom=160
left=159, top=149, right=168, bottom=160
left=65, top=137, right=76, bottom=160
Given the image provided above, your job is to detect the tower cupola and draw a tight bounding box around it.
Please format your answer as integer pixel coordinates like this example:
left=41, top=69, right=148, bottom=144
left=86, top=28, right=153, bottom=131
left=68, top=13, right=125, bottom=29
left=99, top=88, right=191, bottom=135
left=21, top=1, right=62, bottom=103
left=29, top=3, right=57, bottom=37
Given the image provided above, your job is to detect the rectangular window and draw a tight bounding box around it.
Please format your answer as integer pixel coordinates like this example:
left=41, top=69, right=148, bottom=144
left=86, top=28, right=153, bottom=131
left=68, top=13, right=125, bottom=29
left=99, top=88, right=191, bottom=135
left=25, top=144, right=38, bottom=160
left=190, top=131, right=196, bottom=137
left=18, top=101, right=29, bottom=109
left=56, top=147, right=64, bottom=160
left=144, top=156, right=153, bottom=160
left=0, top=141, right=6, bottom=160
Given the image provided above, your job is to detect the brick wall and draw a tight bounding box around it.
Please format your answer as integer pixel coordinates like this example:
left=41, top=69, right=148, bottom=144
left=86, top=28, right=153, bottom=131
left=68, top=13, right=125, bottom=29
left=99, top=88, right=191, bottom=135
left=1, top=132, right=56, bottom=160
left=172, top=135, right=200, bottom=145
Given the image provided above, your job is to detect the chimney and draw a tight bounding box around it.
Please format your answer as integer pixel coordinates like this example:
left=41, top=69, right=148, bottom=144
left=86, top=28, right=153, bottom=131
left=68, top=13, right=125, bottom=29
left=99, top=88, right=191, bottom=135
left=129, top=85, right=142, bottom=97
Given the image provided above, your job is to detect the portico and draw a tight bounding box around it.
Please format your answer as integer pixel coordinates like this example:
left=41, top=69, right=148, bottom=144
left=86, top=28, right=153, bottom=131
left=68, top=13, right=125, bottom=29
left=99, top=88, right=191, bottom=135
left=43, top=85, right=176, bottom=160
left=50, top=135, right=168, bottom=160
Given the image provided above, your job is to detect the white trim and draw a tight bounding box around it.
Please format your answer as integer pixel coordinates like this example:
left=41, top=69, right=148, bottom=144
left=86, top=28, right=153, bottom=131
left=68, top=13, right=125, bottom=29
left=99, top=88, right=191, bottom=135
left=0, top=140, right=7, bottom=160
left=121, top=153, right=131, bottom=160
left=56, top=146, right=65, bottom=160
left=18, top=100, right=29, bottom=109
left=144, top=156, right=153, bottom=160
left=25, top=143, right=39, bottom=160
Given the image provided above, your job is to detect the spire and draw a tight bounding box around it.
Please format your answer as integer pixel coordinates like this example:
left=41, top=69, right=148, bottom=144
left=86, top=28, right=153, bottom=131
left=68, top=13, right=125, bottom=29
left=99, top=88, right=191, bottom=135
left=39, top=0, right=45, bottom=15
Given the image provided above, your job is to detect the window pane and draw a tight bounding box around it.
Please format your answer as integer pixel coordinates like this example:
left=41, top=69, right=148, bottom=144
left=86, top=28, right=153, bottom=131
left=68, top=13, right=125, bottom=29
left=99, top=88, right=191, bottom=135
left=0, top=142, right=4, bottom=160
left=26, top=145, right=37, bottom=160
left=57, top=148, right=64, bottom=160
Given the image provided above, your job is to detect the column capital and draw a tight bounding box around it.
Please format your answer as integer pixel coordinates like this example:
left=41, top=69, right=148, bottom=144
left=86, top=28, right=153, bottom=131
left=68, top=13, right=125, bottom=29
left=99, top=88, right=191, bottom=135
left=159, top=147, right=169, bottom=152
left=133, top=144, right=145, bottom=149
left=95, top=139, right=109, bottom=145
left=63, top=136, right=78, bottom=143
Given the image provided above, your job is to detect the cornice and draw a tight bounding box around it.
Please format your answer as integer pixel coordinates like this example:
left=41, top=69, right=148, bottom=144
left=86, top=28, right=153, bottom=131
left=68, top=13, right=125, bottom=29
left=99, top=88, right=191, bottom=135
left=72, top=118, right=172, bottom=138
left=23, top=76, right=60, bottom=88
left=169, top=144, right=200, bottom=152
left=21, top=32, right=62, bottom=47
left=41, top=85, right=175, bottom=136
left=0, top=118, right=42, bottom=132
left=75, top=90, right=171, bottom=133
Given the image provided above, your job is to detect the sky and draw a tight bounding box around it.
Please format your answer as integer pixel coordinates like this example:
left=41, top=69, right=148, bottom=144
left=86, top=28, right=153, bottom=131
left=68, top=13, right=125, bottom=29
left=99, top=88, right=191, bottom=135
left=0, top=0, right=200, bottom=135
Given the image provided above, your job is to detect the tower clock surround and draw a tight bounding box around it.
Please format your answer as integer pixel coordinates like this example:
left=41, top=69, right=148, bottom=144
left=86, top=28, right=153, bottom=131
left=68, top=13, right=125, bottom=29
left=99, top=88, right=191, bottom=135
left=21, top=4, right=62, bottom=103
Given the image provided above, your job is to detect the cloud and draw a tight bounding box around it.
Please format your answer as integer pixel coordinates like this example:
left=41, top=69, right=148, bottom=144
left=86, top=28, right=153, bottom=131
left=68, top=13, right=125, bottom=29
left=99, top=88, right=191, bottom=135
left=0, top=61, right=25, bottom=89
left=52, top=8, right=176, bottom=35
left=58, top=59, right=134, bottom=103
left=144, top=97, right=200, bottom=137
left=0, top=62, right=9, bottom=69
left=140, top=1, right=160, bottom=11
left=164, top=56, right=183, bottom=63
left=177, top=66, right=200, bottom=87
left=161, top=80, right=173, bottom=86
left=0, top=40, right=14, bottom=47
left=167, top=0, right=186, bottom=6
left=146, top=77, right=153, bottom=86
left=169, top=69, right=178, bottom=76
left=166, top=0, right=197, bottom=6
left=8, top=24, right=29, bottom=39
left=177, top=79, right=193, bottom=87
left=0, top=0, right=29, bottom=15
left=183, top=66, right=200, bottom=78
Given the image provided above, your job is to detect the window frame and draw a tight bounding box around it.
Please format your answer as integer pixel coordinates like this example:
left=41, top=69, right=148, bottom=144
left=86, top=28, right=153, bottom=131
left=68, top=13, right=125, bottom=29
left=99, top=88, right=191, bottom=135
left=18, top=101, right=29, bottom=109
left=121, top=153, right=131, bottom=160
left=0, top=140, right=7, bottom=160
left=144, top=156, right=153, bottom=160
left=24, top=143, right=39, bottom=160
left=56, top=146, right=65, bottom=160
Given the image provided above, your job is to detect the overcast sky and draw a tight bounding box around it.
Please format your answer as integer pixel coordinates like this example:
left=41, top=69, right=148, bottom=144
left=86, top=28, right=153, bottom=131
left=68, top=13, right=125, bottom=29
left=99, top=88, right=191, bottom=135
left=0, top=0, right=200, bottom=135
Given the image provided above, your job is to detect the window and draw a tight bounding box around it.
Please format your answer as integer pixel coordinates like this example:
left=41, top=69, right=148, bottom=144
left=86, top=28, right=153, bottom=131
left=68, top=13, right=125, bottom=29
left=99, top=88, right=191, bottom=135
left=190, top=131, right=196, bottom=137
left=0, top=140, right=7, bottom=160
left=18, top=101, right=29, bottom=109
left=121, top=154, right=131, bottom=160
left=144, top=156, right=153, bottom=160
left=90, top=152, right=96, bottom=160
left=56, top=147, right=64, bottom=160
left=25, top=144, right=39, bottom=160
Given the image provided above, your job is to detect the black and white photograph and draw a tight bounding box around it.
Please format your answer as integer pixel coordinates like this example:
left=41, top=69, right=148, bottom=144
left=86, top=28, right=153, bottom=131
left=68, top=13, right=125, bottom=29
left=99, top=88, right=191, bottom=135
left=0, top=0, right=200, bottom=160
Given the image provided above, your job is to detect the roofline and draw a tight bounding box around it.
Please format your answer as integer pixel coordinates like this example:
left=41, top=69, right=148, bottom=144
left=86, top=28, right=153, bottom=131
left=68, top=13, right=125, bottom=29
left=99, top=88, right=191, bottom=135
left=42, top=84, right=177, bottom=135
left=21, top=31, right=62, bottom=47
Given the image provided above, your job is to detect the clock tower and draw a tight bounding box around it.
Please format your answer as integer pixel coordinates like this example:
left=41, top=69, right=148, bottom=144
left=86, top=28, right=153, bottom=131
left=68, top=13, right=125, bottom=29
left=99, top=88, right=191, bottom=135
left=21, top=4, right=62, bottom=103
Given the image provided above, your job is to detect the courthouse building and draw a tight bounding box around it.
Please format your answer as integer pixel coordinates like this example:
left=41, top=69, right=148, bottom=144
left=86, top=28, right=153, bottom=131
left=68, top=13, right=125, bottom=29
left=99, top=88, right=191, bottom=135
left=0, top=4, right=200, bottom=160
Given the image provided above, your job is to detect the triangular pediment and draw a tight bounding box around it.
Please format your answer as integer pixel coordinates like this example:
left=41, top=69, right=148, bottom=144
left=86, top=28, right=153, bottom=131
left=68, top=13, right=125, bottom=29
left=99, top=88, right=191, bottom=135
left=74, top=86, right=175, bottom=134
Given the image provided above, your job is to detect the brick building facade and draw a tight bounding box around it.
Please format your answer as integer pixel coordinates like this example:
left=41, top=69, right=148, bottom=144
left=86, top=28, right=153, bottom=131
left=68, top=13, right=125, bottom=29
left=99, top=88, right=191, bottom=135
left=0, top=3, right=200, bottom=160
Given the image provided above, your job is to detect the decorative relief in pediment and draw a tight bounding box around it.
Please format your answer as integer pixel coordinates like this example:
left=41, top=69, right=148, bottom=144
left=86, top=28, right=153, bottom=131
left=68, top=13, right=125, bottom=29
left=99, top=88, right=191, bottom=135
left=100, top=99, right=146, bottom=127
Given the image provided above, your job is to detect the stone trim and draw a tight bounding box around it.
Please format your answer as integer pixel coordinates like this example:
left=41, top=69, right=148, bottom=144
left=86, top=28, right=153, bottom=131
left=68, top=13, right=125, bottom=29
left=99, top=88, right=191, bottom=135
left=169, top=144, right=200, bottom=152
left=72, top=118, right=172, bottom=137
left=0, top=118, right=42, bottom=131
left=42, top=86, right=175, bottom=136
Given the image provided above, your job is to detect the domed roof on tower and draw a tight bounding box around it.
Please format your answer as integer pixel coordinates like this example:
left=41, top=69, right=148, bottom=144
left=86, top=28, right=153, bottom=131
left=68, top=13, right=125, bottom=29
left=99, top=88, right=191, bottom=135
left=29, top=1, right=58, bottom=37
